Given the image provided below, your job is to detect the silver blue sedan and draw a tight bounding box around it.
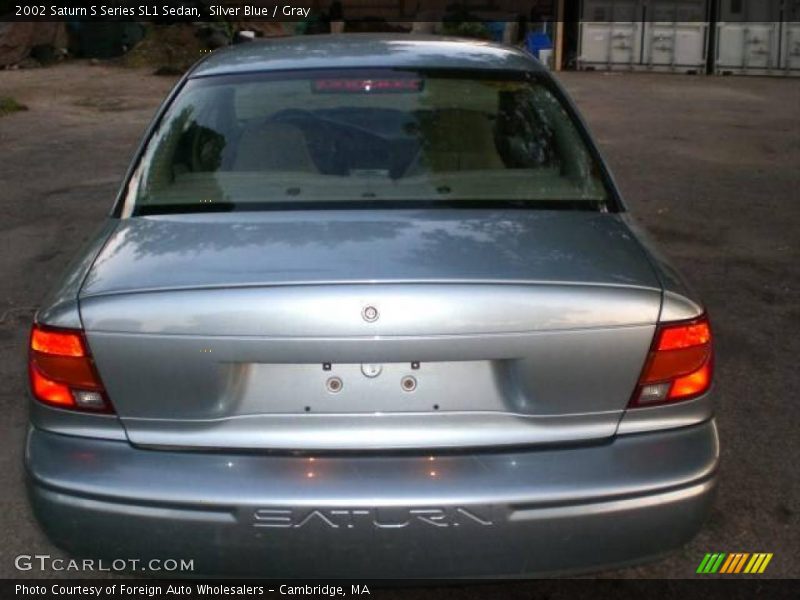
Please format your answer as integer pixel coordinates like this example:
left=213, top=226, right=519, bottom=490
left=26, top=35, right=717, bottom=578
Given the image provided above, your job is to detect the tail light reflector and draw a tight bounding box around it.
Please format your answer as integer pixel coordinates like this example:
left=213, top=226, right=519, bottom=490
left=28, top=324, right=113, bottom=413
left=630, top=314, right=713, bottom=407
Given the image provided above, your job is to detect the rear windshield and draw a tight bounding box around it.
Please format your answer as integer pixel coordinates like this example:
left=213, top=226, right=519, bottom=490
left=125, top=69, right=611, bottom=215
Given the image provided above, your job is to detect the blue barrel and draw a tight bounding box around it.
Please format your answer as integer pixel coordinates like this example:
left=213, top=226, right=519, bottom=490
left=525, top=32, right=553, bottom=59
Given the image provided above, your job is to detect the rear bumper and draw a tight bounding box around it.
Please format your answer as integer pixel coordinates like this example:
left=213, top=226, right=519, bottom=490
left=26, top=421, right=719, bottom=578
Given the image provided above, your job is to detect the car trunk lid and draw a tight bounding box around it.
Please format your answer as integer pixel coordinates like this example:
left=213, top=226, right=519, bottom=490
left=80, top=210, right=662, bottom=450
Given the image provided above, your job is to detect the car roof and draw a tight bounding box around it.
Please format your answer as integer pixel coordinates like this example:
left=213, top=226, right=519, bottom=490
left=190, top=34, right=544, bottom=78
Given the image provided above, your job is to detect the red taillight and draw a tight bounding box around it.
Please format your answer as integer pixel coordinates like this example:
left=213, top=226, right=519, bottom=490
left=31, top=327, right=85, bottom=356
left=657, top=320, right=711, bottom=351
left=28, top=324, right=112, bottom=413
left=630, top=314, right=713, bottom=407
left=29, top=365, right=74, bottom=407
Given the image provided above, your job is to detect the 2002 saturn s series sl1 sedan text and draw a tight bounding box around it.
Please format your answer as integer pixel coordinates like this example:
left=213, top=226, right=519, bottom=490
left=25, top=35, right=718, bottom=578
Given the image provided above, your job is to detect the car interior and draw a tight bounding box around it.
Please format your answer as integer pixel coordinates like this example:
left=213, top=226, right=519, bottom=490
left=135, top=75, right=605, bottom=207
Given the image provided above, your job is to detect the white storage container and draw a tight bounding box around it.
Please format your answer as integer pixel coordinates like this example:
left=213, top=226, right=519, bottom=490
left=715, top=21, right=781, bottom=72
left=713, top=0, right=794, bottom=75
left=642, top=1, right=709, bottom=72
left=643, top=21, right=709, bottom=71
left=779, top=2, right=800, bottom=72
left=579, top=20, right=644, bottom=69
left=578, top=1, right=710, bottom=72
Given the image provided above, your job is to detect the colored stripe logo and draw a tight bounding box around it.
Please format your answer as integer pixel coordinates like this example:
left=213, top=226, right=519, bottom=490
left=697, top=553, right=773, bottom=574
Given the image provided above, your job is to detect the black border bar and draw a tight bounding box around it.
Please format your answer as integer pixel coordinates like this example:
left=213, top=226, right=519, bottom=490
left=1, top=1, right=795, bottom=23
left=4, top=579, right=799, bottom=600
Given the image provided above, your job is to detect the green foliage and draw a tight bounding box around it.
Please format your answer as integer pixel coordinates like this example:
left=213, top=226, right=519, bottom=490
left=0, top=97, right=28, bottom=117
left=441, top=21, right=491, bottom=40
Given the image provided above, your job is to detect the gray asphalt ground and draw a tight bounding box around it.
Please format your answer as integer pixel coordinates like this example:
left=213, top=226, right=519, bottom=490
left=0, top=63, right=797, bottom=581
